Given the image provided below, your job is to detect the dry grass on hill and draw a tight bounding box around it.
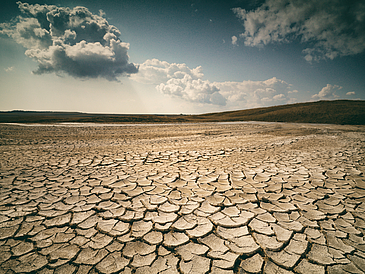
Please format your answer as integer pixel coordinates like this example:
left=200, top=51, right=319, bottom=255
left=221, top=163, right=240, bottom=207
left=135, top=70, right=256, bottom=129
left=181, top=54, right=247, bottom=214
left=0, top=100, right=364, bottom=125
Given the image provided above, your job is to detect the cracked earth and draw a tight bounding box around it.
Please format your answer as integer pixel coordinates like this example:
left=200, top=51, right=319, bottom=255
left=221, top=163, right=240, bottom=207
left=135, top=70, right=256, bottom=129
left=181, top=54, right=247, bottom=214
left=0, top=122, right=365, bottom=274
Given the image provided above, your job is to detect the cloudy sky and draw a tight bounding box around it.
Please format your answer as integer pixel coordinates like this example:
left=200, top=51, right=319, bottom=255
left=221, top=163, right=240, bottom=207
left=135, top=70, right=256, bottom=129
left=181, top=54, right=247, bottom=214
left=1, top=0, right=364, bottom=114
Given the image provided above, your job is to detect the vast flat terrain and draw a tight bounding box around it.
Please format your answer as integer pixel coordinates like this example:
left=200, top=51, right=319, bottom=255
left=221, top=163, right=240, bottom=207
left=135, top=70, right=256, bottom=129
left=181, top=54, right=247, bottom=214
left=1, top=122, right=365, bottom=273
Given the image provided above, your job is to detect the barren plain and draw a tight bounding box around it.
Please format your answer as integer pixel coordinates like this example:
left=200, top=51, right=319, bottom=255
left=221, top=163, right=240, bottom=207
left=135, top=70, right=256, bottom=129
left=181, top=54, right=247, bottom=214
left=1, top=122, right=365, bottom=274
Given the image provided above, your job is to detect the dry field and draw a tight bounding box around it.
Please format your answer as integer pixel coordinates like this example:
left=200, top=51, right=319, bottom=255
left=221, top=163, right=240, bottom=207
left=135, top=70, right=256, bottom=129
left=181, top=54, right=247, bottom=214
left=1, top=122, right=365, bottom=274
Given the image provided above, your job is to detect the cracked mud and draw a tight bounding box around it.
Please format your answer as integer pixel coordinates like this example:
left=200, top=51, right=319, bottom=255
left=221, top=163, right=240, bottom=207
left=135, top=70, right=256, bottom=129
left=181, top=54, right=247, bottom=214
left=1, top=122, right=365, bottom=274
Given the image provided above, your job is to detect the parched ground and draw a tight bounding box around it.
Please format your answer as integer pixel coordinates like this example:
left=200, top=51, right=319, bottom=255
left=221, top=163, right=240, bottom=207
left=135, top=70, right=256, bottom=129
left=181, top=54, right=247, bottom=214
left=0, top=122, right=365, bottom=274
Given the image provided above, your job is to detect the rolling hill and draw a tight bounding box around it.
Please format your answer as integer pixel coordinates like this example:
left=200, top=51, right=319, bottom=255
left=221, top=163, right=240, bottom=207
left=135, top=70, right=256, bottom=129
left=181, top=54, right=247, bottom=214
left=0, top=100, right=364, bottom=125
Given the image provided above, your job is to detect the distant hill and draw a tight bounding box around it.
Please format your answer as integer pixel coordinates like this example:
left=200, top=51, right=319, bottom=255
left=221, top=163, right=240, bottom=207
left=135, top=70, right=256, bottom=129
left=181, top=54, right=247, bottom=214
left=1, top=100, right=364, bottom=125
left=195, top=100, right=365, bottom=125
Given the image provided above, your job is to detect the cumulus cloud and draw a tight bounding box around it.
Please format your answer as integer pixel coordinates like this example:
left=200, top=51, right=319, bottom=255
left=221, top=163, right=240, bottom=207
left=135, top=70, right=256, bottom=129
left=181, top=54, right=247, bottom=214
left=130, top=58, right=204, bottom=85
left=312, top=84, right=341, bottom=100
left=233, top=0, right=365, bottom=61
left=132, top=59, right=297, bottom=107
left=157, top=75, right=226, bottom=105
left=130, top=59, right=225, bottom=105
left=231, top=35, right=238, bottom=45
left=0, top=2, right=138, bottom=80
left=214, top=77, right=293, bottom=108
left=346, top=91, right=356, bottom=96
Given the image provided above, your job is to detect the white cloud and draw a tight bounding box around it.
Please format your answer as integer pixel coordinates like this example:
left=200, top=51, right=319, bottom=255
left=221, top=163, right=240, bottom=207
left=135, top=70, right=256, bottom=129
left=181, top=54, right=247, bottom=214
left=157, top=75, right=226, bottom=105
left=214, top=77, right=294, bottom=108
left=312, top=84, right=341, bottom=100
left=0, top=2, right=138, bottom=81
left=132, top=59, right=297, bottom=107
left=233, top=0, right=365, bottom=61
left=130, top=58, right=203, bottom=85
left=131, top=59, right=224, bottom=105
left=346, top=91, right=356, bottom=96
left=5, top=66, right=15, bottom=72
left=273, top=93, right=285, bottom=100
left=231, top=35, right=238, bottom=45
left=99, top=9, right=106, bottom=17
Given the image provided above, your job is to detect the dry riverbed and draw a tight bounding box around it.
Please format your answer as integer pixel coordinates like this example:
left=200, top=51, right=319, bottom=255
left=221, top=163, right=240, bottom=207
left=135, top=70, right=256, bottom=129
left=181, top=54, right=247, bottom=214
left=1, top=122, right=365, bottom=273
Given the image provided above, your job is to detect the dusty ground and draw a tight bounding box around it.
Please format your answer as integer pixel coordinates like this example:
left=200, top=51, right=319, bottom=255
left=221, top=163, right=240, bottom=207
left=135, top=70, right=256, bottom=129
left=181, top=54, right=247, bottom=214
left=0, top=122, right=365, bottom=274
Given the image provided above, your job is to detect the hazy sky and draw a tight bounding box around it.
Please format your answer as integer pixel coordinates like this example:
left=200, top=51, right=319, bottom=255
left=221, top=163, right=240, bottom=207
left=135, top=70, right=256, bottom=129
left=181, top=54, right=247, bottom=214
left=1, top=0, right=364, bottom=114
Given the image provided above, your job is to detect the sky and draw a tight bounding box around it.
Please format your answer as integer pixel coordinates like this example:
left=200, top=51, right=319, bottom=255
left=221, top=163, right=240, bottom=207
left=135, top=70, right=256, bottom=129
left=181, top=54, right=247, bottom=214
left=0, top=0, right=364, bottom=114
